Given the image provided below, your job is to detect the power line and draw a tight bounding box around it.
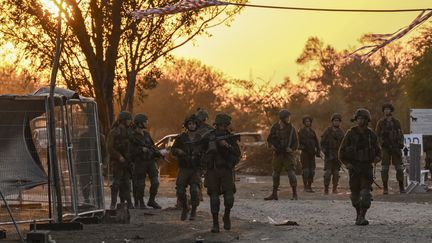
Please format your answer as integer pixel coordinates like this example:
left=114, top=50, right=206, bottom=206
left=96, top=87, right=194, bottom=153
left=224, top=1, right=432, bottom=13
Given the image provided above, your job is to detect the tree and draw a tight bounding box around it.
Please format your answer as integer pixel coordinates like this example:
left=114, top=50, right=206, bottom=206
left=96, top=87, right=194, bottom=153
left=0, top=0, right=245, bottom=133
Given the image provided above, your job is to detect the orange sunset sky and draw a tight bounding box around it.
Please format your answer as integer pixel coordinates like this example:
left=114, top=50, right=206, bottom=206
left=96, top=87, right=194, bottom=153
left=173, top=0, right=432, bottom=83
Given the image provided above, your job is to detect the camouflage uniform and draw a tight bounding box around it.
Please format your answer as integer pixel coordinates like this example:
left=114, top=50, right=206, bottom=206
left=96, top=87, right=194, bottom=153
left=265, top=109, right=299, bottom=200
left=172, top=115, right=203, bottom=220
left=129, top=114, right=161, bottom=209
left=376, top=103, right=404, bottom=194
left=339, top=108, right=381, bottom=226
left=321, top=114, right=344, bottom=194
left=298, top=116, right=320, bottom=192
left=202, top=113, right=241, bottom=233
left=107, top=112, right=133, bottom=209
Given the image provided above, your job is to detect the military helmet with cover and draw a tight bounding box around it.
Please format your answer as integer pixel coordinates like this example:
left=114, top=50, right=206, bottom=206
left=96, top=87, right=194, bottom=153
left=183, top=114, right=199, bottom=129
left=134, top=113, right=148, bottom=124
left=331, top=113, right=342, bottom=121
left=214, top=113, right=232, bottom=125
left=382, top=102, right=395, bottom=112
left=118, top=111, right=132, bottom=121
left=352, top=108, right=371, bottom=122
left=278, top=109, right=291, bottom=120
left=302, top=115, right=313, bottom=124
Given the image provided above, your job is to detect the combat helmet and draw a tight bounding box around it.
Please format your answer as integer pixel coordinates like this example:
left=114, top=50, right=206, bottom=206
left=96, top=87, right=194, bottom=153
left=278, top=109, right=291, bottom=120
left=214, top=113, right=232, bottom=125
left=118, top=111, right=132, bottom=121
left=352, top=108, right=371, bottom=122
left=382, top=102, right=395, bottom=112
left=331, top=113, right=342, bottom=121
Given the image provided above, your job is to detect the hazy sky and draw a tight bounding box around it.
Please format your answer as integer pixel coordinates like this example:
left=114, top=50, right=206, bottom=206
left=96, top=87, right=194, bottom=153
left=173, top=0, right=431, bottom=83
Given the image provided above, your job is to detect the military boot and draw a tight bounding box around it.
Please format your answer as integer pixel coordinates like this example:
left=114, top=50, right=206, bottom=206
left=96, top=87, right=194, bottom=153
left=291, top=186, right=298, bottom=200
left=308, top=181, right=315, bottom=193
left=355, top=208, right=369, bottom=226
left=189, top=206, right=197, bottom=221
left=139, top=198, right=148, bottom=209
left=264, top=188, right=278, bottom=200
left=383, top=181, right=389, bottom=195
left=148, top=196, right=162, bottom=209
left=179, top=195, right=189, bottom=221
left=324, top=185, right=329, bottom=195
left=223, top=208, right=231, bottom=230
left=211, top=213, right=220, bottom=233
left=399, top=181, right=406, bottom=194
left=332, top=185, right=338, bottom=194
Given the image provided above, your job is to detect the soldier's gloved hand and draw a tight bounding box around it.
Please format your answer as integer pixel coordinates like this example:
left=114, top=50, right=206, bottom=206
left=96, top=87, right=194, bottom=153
left=119, top=156, right=126, bottom=163
left=142, top=147, right=150, bottom=154
left=286, top=148, right=293, bottom=153
left=346, top=163, right=354, bottom=170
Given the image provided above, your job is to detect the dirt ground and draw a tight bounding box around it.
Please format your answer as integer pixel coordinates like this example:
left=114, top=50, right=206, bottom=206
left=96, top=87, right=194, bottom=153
left=3, top=161, right=432, bottom=243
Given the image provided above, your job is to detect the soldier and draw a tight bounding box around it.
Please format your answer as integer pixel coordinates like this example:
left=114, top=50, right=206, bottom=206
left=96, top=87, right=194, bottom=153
left=376, top=103, right=405, bottom=194
left=298, top=116, right=320, bottom=193
left=171, top=115, right=202, bottom=221
left=321, top=113, right=345, bottom=194
left=202, top=113, right=241, bottom=233
left=129, top=114, right=162, bottom=209
left=264, top=109, right=299, bottom=201
left=339, top=108, right=381, bottom=226
left=107, top=111, right=133, bottom=209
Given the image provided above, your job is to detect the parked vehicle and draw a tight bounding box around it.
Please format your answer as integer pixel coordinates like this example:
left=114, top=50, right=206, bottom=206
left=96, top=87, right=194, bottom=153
left=156, top=132, right=265, bottom=177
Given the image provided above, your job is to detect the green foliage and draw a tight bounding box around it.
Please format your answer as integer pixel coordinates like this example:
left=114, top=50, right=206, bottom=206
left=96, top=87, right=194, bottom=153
left=404, top=47, right=432, bottom=108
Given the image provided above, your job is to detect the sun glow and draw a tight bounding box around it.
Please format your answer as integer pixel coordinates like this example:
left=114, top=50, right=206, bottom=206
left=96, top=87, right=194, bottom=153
left=40, top=0, right=62, bottom=17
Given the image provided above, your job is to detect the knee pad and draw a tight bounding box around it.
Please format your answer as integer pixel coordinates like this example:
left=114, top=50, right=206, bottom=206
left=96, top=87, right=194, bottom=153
left=359, top=189, right=372, bottom=209
left=224, top=191, right=235, bottom=209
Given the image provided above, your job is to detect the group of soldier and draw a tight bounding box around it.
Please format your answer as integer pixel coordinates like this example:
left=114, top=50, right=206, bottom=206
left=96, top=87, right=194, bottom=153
left=264, top=103, right=404, bottom=226
left=107, top=109, right=240, bottom=233
left=107, top=102, right=405, bottom=232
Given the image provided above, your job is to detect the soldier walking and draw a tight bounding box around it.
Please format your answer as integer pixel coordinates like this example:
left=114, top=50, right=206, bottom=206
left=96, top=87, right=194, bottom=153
left=321, top=113, right=344, bottom=194
left=339, top=108, right=381, bottom=226
left=376, top=103, right=405, bottom=194
left=171, top=115, right=203, bottom=220
left=202, top=113, right=241, bottom=233
left=264, top=109, right=299, bottom=200
left=298, top=116, right=320, bottom=192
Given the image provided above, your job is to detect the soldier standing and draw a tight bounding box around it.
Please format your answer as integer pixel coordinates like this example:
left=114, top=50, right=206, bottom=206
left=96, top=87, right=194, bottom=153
left=202, top=113, right=241, bottom=233
left=264, top=109, right=299, bottom=200
left=376, top=103, right=405, bottom=194
left=339, top=108, right=381, bottom=226
left=171, top=115, right=202, bottom=220
left=107, top=111, right=133, bottom=209
left=129, top=114, right=162, bottom=209
left=321, top=113, right=345, bottom=194
left=298, top=116, right=320, bottom=193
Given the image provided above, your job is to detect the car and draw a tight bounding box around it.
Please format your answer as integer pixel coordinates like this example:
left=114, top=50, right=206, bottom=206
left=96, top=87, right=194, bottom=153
left=155, top=132, right=265, bottom=177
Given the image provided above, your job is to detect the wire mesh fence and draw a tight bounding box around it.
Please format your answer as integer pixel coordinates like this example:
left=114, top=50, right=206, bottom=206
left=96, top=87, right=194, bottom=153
left=0, top=95, right=104, bottom=231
